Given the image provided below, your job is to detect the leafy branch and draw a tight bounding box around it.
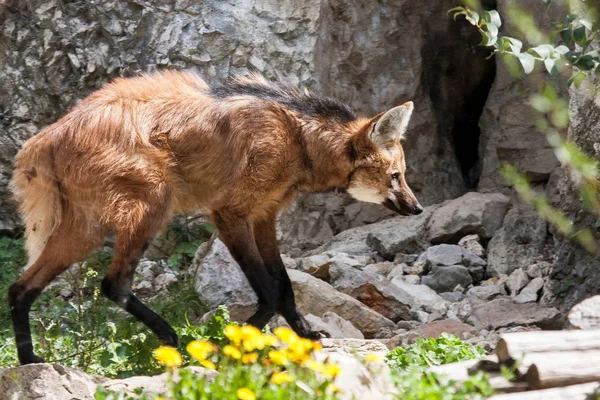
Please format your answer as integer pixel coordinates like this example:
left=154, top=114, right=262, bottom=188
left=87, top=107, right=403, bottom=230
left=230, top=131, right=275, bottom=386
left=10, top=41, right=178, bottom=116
left=449, top=4, right=599, bottom=86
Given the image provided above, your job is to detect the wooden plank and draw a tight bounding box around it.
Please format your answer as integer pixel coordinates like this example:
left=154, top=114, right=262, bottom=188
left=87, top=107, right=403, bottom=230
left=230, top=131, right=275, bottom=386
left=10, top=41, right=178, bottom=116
left=496, top=330, right=600, bottom=362
left=522, top=350, right=600, bottom=390
left=489, top=382, right=600, bottom=400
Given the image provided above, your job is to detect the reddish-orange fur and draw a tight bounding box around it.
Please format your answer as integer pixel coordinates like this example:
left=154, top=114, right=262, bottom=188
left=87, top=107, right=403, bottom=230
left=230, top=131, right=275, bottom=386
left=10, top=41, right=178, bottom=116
left=9, top=70, right=420, bottom=364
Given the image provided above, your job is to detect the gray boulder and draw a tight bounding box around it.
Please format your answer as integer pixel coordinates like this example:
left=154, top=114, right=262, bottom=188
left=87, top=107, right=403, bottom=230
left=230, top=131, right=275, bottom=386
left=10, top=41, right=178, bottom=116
left=468, top=298, right=562, bottom=329
left=422, top=265, right=473, bottom=293
left=289, top=269, right=396, bottom=338
left=304, top=312, right=364, bottom=339
left=415, top=244, right=486, bottom=283
left=487, top=207, right=548, bottom=277
left=192, top=238, right=258, bottom=322
left=328, top=262, right=413, bottom=322
left=365, top=207, right=436, bottom=260
left=466, top=284, right=507, bottom=301
left=426, top=192, right=511, bottom=243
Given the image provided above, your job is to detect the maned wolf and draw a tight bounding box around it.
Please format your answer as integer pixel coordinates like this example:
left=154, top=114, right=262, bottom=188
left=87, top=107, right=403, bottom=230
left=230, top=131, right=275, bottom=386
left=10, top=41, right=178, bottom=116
left=9, top=71, right=422, bottom=364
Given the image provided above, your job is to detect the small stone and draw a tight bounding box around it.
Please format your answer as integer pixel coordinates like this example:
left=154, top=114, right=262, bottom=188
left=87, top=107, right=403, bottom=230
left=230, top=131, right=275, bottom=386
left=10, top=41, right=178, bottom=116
left=415, top=310, right=429, bottom=324
left=526, top=262, right=551, bottom=279
left=393, top=253, right=419, bottom=264
left=154, top=272, right=178, bottom=291
left=363, top=262, right=393, bottom=276
left=467, top=285, right=507, bottom=301
left=390, top=275, right=420, bottom=285
left=281, top=254, right=297, bottom=269
left=458, top=234, right=485, bottom=258
left=387, top=264, right=405, bottom=280
left=506, top=268, right=530, bottom=296
left=396, top=320, right=422, bottom=330
left=514, top=277, right=544, bottom=303
left=439, top=292, right=466, bottom=303
left=447, top=299, right=472, bottom=322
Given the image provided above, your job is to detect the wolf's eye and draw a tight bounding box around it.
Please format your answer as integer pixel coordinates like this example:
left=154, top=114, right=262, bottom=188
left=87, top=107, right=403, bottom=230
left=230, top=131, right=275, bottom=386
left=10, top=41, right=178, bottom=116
left=391, top=172, right=400, bottom=181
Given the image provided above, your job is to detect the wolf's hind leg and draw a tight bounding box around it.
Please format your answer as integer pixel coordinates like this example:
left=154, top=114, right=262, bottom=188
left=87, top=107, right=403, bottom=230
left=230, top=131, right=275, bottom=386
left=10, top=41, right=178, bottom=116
left=100, top=193, right=179, bottom=347
left=9, top=215, right=103, bottom=365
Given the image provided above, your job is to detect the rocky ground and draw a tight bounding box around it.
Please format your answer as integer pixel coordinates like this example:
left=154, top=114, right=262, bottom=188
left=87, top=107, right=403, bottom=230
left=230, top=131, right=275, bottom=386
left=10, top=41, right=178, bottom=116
left=188, top=191, right=562, bottom=353
left=122, top=190, right=563, bottom=354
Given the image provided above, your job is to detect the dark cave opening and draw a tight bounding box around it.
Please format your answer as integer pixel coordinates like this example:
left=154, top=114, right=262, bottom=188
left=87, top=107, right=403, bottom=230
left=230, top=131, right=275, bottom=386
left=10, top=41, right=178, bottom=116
left=422, top=0, right=498, bottom=190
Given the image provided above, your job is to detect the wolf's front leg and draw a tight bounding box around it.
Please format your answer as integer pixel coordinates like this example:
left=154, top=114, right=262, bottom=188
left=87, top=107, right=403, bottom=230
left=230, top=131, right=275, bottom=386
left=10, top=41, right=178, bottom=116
left=253, top=213, right=329, bottom=339
left=212, top=210, right=278, bottom=328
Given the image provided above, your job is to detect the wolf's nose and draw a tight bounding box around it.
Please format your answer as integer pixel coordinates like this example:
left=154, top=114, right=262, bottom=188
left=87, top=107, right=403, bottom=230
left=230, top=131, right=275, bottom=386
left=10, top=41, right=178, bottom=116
left=414, top=203, right=424, bottom=215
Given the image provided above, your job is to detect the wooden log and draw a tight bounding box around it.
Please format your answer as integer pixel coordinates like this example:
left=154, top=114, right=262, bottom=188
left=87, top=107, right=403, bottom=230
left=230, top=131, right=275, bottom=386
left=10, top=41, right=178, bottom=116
left=496, top=329, right=600, bottom=362
left=489, top=382, right=600, bottom=400
left=523, top=350, right=600, bottom=389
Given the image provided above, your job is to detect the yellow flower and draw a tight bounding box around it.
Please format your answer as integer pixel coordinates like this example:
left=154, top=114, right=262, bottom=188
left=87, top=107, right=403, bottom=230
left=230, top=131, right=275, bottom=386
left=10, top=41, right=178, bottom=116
left=237, top=388, right=256, bottom=400
left=263, top=334, right=279, bottom=347
left=304, top=359, right=325, bottom=374
left=241, top=325, right=262, bottom=339
left=187, top=340, right=214, bottom=361
left=328, top=384, right=342, bottom=393
left=225, top=325, right=243, bottom=345
left=324, top=363, right=342, bottom=378
left=271, top=371, right=293, bottom=385
left=274, top=326, right=298, bottom=344
left=364, top=353, right=383, bottom=363
left=243, top=334, right=266, bottom=352
left=223, top=345, right=242, bottom=359
left=200, top=359, right=216, bottom=370
left=242, top=352, right=258, bottom=364
left=268, top=350, right=289, bottom=366
left=153, top=346, right=182, bottom=367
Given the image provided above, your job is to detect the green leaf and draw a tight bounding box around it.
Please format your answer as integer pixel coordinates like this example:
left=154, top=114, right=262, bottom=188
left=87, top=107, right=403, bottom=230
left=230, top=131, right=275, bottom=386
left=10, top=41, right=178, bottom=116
left=560, top=27, right=573, bottom=44
left=499, top=37, right=523, bottom=54
left=517, top=52, right=536, bottom=74
left=565, top=13, right=577, bottom=23
left=574, top=55, right=596, bottom=71
left=465, top=10, right=480, bottom=26
left=555, top=45, right=570, bottom=55
left=544, top=58, right=558, bottom=75
left=581, top=19, right=594, bottom=30
left=568, top=71, right=587, bottom=87
left=542, top=0, right=552, bottom=7
left=484, top=10, right=502, bottom=27
left=530, top=44, right=555, bottom=59
left=573, top=25, right=587, bottom=46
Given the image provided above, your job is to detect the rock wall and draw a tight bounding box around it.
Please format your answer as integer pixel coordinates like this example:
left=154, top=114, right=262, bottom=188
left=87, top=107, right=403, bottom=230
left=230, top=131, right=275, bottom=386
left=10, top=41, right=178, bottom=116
left=2, top=0, right=599, bottom=308
left=0, top=0, right=495, bottom=236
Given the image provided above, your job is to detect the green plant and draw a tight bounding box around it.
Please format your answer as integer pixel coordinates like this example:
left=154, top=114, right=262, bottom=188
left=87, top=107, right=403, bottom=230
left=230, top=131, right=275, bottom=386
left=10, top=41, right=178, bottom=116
left=386, top=334, right=491, bottom=400
left=386, top=333, right=485, bottom=371
left=151, top=217, right=214, bottom=270
left=392, top=367, right=494, bottom=400
left=95, top=325, right=343, bottom=400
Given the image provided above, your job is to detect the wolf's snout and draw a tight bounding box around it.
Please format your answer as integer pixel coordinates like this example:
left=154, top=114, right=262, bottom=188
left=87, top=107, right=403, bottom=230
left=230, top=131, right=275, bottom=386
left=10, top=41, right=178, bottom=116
left=413, top=203, right=424, bottom=215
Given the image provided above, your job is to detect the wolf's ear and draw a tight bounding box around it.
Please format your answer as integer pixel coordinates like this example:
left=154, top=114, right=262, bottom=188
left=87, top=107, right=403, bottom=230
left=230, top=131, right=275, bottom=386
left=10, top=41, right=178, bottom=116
left=368, top=101, right=414, bottom=149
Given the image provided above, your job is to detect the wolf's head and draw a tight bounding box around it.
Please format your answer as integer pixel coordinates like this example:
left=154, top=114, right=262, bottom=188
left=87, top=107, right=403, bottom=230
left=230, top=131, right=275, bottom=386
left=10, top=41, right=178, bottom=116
left=347, top=101, right=423, bottom=216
